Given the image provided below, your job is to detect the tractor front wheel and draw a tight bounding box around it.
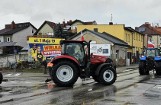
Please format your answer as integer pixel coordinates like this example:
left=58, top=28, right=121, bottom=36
left=51, top=61, right=79, bottom=87
left=98, top=67, right=117, bottom=85
left=155, top=62, right=161, bottom=75
left=139, top=62, right=149, bottom=75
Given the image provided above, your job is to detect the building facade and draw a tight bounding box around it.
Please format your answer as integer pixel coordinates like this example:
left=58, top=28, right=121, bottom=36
left=135, top=22, right=161, bottom=48
left=77, top=23, right=144, bottom=63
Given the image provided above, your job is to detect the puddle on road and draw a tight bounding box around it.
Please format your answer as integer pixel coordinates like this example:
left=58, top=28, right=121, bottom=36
left=143, top=85, right=161, bottom=99
left=49, top=84, right=117, bottom=105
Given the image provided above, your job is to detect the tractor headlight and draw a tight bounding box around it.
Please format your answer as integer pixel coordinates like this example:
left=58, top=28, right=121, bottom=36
left=140, top=55, right=145, bottom=58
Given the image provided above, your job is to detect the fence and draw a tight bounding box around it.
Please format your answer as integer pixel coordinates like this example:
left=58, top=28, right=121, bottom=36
left=0, top=54, right=23, bottom=68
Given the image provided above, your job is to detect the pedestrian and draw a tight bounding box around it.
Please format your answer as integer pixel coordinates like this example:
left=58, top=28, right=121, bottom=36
left=42, top=60, right=47, bottom=74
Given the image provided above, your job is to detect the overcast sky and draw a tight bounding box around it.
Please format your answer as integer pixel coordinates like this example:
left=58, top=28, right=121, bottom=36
left=0, top=0, right=161, bottom=29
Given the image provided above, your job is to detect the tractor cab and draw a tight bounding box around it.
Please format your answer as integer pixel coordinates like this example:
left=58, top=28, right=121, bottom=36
left=60, top=40, right=88, bottom=67
left=140, top=48, right=161, bottom=60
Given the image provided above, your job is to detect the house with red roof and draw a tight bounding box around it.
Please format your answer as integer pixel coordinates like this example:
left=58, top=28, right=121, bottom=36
left=34, top=20, right=97, bottom=39
left=0, top=21, right=37, bottom=54
left=135, top=22, right=161, bottom=48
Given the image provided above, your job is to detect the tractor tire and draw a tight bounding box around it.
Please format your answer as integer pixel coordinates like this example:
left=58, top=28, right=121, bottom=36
left=156, top=69, right=161, bottom=75
left=0, top=72, right=3, bottom=84
left=155, top=62, right=161, bottom=75
left=51, top=61, right=79, bottom=87
left=139, top=62, right=149, bottom=75
left=98, top=67, right=117, bottom=85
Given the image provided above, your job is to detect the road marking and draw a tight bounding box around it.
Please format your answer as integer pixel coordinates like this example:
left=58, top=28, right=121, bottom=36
left=4, top=73, right=22, bottom=77
left=123, top=69, right=134, bottom=72
left=14, top=73, right=21, bottom=76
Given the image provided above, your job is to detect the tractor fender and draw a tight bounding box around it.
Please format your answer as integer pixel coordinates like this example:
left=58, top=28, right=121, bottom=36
left=51, top=55, right=79, bottom=65
left=95, top=63, right=114, bottom=76
left=50, top=56, right=81, bottom=72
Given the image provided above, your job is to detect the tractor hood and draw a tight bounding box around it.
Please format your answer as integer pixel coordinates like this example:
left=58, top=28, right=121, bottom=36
left=90, top=55, right=107, bottom=64
left=51, top=55, right=79, bottom=64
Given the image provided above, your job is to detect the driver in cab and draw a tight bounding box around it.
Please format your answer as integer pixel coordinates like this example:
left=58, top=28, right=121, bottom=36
left=66, top=46, right=82, bottom=62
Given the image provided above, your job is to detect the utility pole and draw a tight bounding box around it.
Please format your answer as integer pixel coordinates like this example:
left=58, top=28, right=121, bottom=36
left=110, top=14, right=113, bottom=22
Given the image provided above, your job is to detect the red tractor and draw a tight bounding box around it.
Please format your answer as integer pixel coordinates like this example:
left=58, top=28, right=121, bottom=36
left=47, top=40, right=117, bottom=87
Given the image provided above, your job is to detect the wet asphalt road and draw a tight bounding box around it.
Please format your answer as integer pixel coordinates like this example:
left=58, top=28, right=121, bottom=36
left=0, top=68, right=161, bottom=105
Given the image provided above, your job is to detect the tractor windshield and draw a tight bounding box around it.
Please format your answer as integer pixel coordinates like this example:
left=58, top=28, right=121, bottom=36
left=146, top=49, right=160, bottom=57
left=62, top=43, right=85, bottom=62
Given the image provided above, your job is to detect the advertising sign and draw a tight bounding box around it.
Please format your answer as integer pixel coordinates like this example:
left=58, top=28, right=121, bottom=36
left=42, top=45, right=61, bottom=57
left=28, top=37, right=63, bottom=44
left=90, top=44, right=111, bottom=56
left=28, top=37, right=64, bottom=62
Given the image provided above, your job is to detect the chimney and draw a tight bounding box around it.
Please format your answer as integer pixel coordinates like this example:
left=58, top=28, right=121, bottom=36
left=67, top=20, right=72, bottom=25
left=62, top=21, right=66, bottom=27
left=109, top=22, right=113, bottom=25
left=144, top=22, right=151, bottom=27
left=11, top=21, right=16, bottom=29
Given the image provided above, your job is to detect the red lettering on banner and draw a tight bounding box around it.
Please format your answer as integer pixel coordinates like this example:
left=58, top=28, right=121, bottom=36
left=43, top=45, right=61, bottom=51
left=49, top=46, right=52, bottom=50
left=42, top=51, right=61, bottom=56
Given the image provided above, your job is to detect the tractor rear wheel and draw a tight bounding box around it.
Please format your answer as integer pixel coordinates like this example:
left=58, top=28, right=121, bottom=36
left=98, top=67, right=116, bottom=85
left=0, top=72, right=3, bottom=84
left=156, top=69, right=161, bottom=75
left=139, top=62, right=149, bottom=75
left=51, top=61, right=79, bottom=87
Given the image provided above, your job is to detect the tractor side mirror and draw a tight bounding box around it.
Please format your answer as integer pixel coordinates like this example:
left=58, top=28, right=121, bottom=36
left=60, top=40, right=64, bottom=45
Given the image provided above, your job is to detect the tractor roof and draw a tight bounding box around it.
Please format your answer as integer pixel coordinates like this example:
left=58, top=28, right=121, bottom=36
left=60, top=40, right=87, bottom=45
left=146, top=48, right=158, bottom=50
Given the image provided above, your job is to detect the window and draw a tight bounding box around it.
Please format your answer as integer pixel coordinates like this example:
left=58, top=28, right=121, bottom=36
left=64, top=43, right=85, bottom=63
left=39, top=33, right=42, bottom=35
left=7, top=37, right=10, bottom=42
left=94, top=28, right=98, bottom=32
